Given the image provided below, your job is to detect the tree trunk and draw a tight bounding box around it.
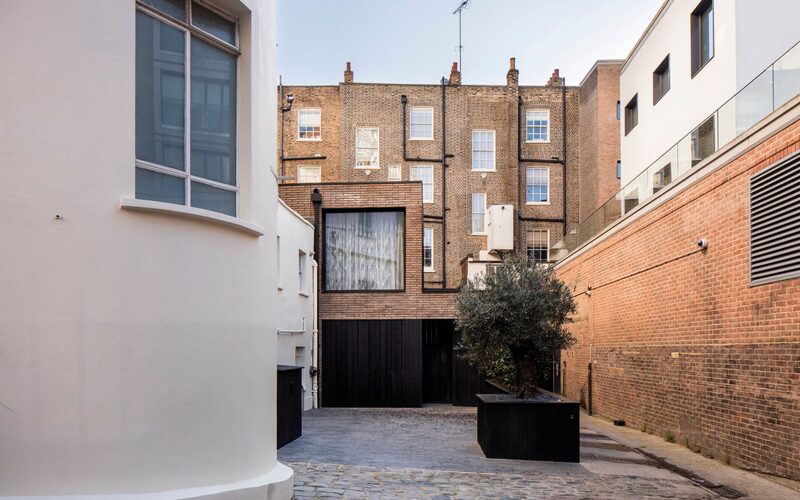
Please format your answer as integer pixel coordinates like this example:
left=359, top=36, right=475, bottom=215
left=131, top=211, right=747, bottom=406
left=515, top=354, right=538, bottom=399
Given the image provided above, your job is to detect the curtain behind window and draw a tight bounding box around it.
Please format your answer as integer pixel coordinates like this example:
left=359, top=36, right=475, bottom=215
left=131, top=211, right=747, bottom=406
left=325, top=211, right=405, bottom=290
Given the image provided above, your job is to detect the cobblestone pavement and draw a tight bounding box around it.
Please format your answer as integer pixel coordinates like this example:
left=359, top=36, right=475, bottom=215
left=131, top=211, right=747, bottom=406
left=279, top=406, right=715, bottom=499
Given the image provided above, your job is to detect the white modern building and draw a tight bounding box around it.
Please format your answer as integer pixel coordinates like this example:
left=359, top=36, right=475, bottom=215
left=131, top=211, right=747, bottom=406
left=619, top=0, right=800, bottom=186
left=0, top=0, right=293, bottom=498
left=277, top=200, right=316, bottom=411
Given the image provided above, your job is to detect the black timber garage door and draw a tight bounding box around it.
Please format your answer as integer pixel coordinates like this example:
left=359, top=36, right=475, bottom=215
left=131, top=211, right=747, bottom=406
left=321, top=319, right=422, bottom=407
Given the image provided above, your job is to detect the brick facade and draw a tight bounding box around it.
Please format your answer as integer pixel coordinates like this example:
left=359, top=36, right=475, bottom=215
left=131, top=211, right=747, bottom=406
left=278, top=182, right=456, bottom=321
left=555, top=117, right=800, bottom=479
left=279, top=59, right=609, bottom=288
left=578, top=61, right=623, bottom=222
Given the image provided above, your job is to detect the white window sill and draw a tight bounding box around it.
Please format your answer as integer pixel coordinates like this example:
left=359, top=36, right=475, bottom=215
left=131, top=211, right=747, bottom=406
left=423, top=200, right=435, bottom=204
left=297, top=138, right=322, bottom=142
left=354, top=166, right=381, bottom=170
left=526, top=202, right=551, bottom=206
left=410, top=137, right=434, bottom=141
left=424, top=268, right=435, bottom=273
left=472, top=169, right=496, bottom=173
left=472, top=232, right=487, bottom=236
left=120, top=198, right=264, bottom=236
left=525, top=140, right=551, bottom=144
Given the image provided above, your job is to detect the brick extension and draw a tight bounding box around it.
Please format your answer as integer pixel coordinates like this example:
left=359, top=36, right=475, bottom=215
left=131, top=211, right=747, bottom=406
left=279, top=182, right=456, bottom=321
left=556, top=117, right=800, bottom=479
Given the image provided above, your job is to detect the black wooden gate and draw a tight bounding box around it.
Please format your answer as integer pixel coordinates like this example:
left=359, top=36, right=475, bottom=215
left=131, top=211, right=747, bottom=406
left=321, top=319, right=422, bottom=407
left=422, top=320, right=453, bottom=403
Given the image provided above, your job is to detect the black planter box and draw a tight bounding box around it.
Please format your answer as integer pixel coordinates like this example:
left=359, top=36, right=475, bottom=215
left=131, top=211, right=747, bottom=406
left=476, top=389, right=580, bottom=462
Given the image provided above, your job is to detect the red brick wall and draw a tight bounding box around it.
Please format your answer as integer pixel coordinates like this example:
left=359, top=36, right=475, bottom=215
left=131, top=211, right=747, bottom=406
left=279, top=182, right=456, bottom=320
left=556, top=119, right=800, bottom=479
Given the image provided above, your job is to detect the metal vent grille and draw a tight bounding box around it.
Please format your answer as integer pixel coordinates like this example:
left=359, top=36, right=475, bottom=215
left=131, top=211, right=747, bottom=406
left=750, top=151, right=800, bottom=285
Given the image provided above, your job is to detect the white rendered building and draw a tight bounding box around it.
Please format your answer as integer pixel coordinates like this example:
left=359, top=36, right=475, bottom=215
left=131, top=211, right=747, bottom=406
left=277, top=200, right=316, bottom=411
left=0, top=0, right=292, bottom=498
left=619, top=0, right=800, bottom=185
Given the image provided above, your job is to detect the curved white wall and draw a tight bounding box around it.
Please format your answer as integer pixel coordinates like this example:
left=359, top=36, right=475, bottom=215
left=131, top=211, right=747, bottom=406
left=0, top=0, right=289, bottom=497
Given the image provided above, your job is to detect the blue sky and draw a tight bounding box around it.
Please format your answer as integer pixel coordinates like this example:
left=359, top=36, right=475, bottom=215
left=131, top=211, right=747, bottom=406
left=277, top=0, right=663, bottom=86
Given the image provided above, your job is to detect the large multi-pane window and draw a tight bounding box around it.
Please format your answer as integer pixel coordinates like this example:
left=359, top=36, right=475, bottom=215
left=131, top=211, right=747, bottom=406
left=410, top=165, right=434, bottom=203
left=526, top=229, right=550, bottom=263
left=355, top=127, right=379, bottom=168
left=297, top=166, right=321, bottom=183
left=526, top=110, right=550, bottom=142
left=691, top=0, right=714, bottom=76
left=526, top=167, right=549, bottom=204
left=472, top=130, right=496, bottom=171
left=423, top=227, right=434, bottom=272
left=298, top=109, right=321, bottom=140
left=324, top=210, right=405, bottom=291
left=471, top=193, right=486, bottom=234
left=410, top=107, right=434, bottom=140
left=135, top=0, right=238, bottom=216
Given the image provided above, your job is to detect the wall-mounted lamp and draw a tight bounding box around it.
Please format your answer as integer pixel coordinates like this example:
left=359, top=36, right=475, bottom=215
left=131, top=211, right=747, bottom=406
left=697, top=238, right=708, bottom=251
left=281, top=94, right=294, bottom=113
left=585, top=286, right=593, bottom=297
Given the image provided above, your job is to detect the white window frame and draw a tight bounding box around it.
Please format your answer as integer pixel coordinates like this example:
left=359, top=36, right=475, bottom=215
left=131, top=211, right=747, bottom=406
left=410, top=106, right=434, bottom=141
left=355, top=127, right=380, bottom=169
left=526, top=109, right=550, bottom=143
left=296, top=165, right=321, bottom=183
left=134, top=1, right=240, bottom=215
left=471, top=130, right=496, bottom=171
left=387, top=165, right=402, bottom=181
left=471, top=193, right=487, bottom=235
left=423, top=227, right=434, bottom=272
left=298, top=250, right=308, bottom=295
left=410, top=165, right=434, bottom=203
left=297, top=108, right=322, bottom=141
left=526, top=167, right=550, bottom=205
left=527, top=229, right=550, bottom=263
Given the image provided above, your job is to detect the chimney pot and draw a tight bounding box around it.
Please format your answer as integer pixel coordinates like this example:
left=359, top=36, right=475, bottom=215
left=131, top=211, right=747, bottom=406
left=449, top=62, right=461, bottom=86
left=344, top=61, right=353, bottom=83
left=509, top=57, right=516, bottom=70
left=506, top=57, right=519, bottom=88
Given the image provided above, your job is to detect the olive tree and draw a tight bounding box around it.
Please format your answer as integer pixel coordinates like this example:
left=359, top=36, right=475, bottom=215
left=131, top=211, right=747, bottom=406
left=455, top=255, right=576, bottom=399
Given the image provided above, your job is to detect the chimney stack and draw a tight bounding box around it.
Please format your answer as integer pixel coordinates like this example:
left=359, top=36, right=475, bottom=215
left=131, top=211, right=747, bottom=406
left=506, top=57, right=519, bottom=87
left=344, top=62, right=353, bottom=83
left=546, top=68, right=562, bottom=86
left=449, top=62, right=461, bottom=85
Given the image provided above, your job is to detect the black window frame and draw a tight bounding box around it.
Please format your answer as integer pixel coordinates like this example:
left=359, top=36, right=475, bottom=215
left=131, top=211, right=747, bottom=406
left=653, top=55, right=671, bottom=105
left=321, top=207, right=407, bottom=293
left=624, top=94, right=638, bottom=136
left=690, top=0, right=714, bottom=77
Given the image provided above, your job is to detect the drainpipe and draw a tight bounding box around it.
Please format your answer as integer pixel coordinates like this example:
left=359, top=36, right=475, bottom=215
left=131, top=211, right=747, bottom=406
left=517, top=95, right=568, bottom=237
left=279, top=76, right=285, bottom=179
left=562, top=78, right=568, bottom=237
left=401, top=80, right=454, bottom=289
left=440, top=77, right=448, bottom=288
left=311, top=259, right=319, bottom=408
left=311, top=188, right=322, bottom=406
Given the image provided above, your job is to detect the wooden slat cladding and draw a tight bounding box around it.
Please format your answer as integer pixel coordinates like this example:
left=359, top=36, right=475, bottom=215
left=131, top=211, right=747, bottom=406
left=321, top=320, right=423, bottom=407
left=750, top=151, right=800, bottom=285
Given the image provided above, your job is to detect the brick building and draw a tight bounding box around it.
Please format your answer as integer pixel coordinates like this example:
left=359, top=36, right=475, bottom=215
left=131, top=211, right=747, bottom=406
left=279, top=59, right=624, bottom=287
left=277, top=58, right=622, bottom=406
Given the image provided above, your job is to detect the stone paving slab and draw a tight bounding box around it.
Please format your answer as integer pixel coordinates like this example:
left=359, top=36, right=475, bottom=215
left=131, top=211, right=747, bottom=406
left=290, top=462, right=714, bottom=499
left=280, top=406, right=716, bottom=499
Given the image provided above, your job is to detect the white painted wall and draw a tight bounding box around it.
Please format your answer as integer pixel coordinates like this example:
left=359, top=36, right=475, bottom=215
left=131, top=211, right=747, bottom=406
left=735, top=0, right=800, bottom=90
left=0, top=1, right=291, bottom=498
left=276, top=200, right=316, bottom=411
left=620, top=0, right=737, bottom=185
left=620, top=0, right=800, bottom=186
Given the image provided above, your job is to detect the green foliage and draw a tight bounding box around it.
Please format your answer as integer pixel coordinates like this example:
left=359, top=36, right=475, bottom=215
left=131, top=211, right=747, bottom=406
left=454, top=254, right=577, bottom=398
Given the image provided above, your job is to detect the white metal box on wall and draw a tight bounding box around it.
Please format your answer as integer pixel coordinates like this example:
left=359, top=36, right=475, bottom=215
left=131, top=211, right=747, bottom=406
left=487, top=204, right=514, bottom=252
